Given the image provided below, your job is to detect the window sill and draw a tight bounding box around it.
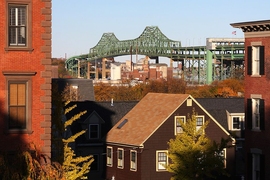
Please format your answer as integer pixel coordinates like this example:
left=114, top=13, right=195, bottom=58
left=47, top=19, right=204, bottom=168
left=250, top=75, right=262, bottom=77
left=5, top=47, right=34, bottom=52
left=251, top=129, right=261, bottom=132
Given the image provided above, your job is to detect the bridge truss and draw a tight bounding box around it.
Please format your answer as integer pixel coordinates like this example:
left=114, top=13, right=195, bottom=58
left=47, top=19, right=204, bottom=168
left=65, top=26, right=245, bottom=84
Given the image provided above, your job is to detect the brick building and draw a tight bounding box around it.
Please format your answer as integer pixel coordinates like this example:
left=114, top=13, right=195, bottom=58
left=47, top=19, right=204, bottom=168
left=231, top=20, right=270, bottom=179
left=0, top=0, right=52, bottom=158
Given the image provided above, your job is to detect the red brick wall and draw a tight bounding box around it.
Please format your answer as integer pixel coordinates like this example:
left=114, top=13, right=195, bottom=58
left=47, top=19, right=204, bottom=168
left=0, top=0, right=52, bottom=157
left=244, top=36, right=270, bottom=178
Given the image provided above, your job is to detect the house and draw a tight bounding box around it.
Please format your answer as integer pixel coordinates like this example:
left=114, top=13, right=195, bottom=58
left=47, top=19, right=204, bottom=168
left=0, top=0, right=52, bottom=159
left=196, top=98, right=245, bottom=141
left=231, top=19, right=270, bottom=179
left=105, top=93, right=236, bottom=180
left=196, top=97, right=245, bottom=177
left=64, top=100, right=138, bottom=180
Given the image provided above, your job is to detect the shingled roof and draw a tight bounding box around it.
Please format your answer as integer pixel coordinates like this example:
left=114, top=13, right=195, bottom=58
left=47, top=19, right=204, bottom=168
left=106, top=93, right=190, bottom=147
left=64, top=101, right=138, bottom=142
left=196, top=98, right=244, bottom=130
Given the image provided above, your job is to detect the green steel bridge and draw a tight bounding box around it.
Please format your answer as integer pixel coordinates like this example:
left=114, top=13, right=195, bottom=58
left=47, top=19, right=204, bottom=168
left=65, top=26, right=244, bottom=84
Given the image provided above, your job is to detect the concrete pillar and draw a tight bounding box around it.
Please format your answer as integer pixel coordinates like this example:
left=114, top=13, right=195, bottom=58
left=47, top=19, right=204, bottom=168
left=102, top=58, right=106, bottom=79
left=206, top=50, right=213, bottom=84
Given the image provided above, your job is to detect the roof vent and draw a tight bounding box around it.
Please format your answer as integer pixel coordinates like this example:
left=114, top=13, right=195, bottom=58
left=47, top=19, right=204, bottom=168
left=117, top=119, right=128, bottom=129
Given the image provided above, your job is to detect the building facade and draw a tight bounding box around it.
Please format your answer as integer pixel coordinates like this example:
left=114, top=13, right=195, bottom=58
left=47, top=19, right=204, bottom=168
left=231, top=20, right=270, bottom=180
left=0, top=0, right=52, bottom=158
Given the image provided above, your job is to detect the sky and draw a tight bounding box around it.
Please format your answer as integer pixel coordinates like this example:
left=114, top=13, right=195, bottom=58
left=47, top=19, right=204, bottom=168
left=52, top=0, right=270, bottom=63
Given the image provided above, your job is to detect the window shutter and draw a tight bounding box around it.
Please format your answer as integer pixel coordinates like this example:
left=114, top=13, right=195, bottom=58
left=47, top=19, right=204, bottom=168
left=260, top=154, right=265, bottom=180
left=259, top=99, right=265, bottom=130
left=247, top=46, right=252, bottom=75
left=259, top=46, right=265, bottom=75
left=247, top=153, right=252, bottom=179
left=247, top=99, right=252, bottom=129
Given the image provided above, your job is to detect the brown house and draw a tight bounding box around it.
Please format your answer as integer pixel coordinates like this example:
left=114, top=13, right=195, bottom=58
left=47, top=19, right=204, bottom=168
left=231, top=19, right=270, bottom=180
left=0, top=0, right=52, bottom=158
left=105, top=93, right=235, bottom=180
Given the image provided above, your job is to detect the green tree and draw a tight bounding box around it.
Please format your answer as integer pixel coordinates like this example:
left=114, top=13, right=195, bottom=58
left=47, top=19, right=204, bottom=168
left=167, top=110, right=230, bottom=180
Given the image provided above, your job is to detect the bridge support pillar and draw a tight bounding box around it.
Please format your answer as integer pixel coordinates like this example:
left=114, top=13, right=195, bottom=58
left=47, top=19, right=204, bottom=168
left=206, top=50, right=213, bottom=84
left=170, top=59, right=173, bottom=68
left=102, top=58, right=106, bottom=79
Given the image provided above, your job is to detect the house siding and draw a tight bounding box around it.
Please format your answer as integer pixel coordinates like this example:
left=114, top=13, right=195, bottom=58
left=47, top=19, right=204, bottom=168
left=106, top=145, right=142, bottom=180
left=0, top=0, right=52, bottom=157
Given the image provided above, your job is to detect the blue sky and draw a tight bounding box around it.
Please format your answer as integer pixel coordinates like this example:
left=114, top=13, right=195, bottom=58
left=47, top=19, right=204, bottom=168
left=52, top=0, right=270, bottom=61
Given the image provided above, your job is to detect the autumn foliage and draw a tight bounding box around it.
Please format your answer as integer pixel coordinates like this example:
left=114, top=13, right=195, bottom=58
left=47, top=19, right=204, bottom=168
left=94, top=78, right=244, bottom=101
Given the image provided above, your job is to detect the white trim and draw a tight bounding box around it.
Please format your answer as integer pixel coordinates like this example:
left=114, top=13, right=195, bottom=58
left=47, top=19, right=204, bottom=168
left=130, top=150, right=137, bottom=171
left=106, top=146, right=113, bottom=167
left=196, top=115, right=204, bottom=132
left=174, top=116, right=186, bottom=135
left=117, top=148, right=124, bottom=169
left=231, top=116, right=241, bottom=130
left=156, top=150, right=168, bottom=171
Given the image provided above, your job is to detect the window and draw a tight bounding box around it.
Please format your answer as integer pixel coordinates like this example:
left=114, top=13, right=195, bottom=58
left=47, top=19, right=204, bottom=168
left=8, top=82, right=26, bottom=129
left=253, top=153, right=260, bottom=180
left=130, top=150, right=137, bottom=171
left=156, top=151, right=168, bottom=171
left=248, top=149, right=265, bottom=180
left=107, top=146, right=113, bottom=167
left=232, top=117, right=240, bottom=130
left=6, top=1, right=32, bottom=51
left=89, top=124, right=99, bottom=139
left=117, top=148, right=124, bottom=169
left=196, top=116, right=204, bottom=131
left=247, top=98, right=264, bottom=130
left=247, top=46, right=265, bottom=76
left=8, top=5, right=26, bottom=46
left=187, top=99, right=192, bottom=106
left=175, top=116, right=185, bottom=135
left=4, top=72, right=35, bottom=133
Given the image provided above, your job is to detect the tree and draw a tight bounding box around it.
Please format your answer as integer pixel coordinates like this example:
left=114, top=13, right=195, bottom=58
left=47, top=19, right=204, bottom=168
left=52, top=83, right=94, bottom=179
left=62, top=102, right=94, bottom=180
left=167, top=109, right=230, bottom=180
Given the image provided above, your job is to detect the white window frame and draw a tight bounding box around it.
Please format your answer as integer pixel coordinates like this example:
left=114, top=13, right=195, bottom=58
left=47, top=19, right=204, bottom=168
left=232, top=116, right=241, bottom=130
left=117, top=148, right=124, bottom=169
left=89, top=124, right=99, bottom=139
left=196, top=116, right=204, bottom=131
left=106, top=146, right=113, bottom=167
left=156, top=150, right=168, bottom=171
left=252, top=46, right=260, bottom=76
left=130, top=150, right=137, bottom=171
left=174, top=116, right=186, bottom=135
left=252, top=98, right=260, bottom=130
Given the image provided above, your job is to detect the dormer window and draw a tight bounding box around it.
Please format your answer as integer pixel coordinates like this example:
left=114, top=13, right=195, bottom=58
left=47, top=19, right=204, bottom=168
left=89, top=124, right=99, bottom=139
